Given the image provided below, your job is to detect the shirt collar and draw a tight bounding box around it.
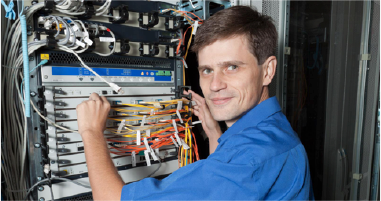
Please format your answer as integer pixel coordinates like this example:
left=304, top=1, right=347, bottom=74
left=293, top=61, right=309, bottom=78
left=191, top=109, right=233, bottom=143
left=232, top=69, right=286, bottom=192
left=218, top=97, right=282, bottom=143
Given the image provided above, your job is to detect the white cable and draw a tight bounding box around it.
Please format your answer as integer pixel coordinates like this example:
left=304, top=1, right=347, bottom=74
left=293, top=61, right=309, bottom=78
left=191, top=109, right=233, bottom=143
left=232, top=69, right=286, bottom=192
left=57, top=46, right=123, bottom=94
left=192, top=120, right=202, bottom=125
left=30, top=100, right=78, bottom=133
left=93, top=26, right=116, bottom=56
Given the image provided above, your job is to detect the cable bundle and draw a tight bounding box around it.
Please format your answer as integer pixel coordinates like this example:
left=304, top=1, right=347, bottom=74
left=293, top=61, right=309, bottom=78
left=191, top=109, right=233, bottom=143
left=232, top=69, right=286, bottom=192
left=1, top=2, right=45, bottom=200
left=104, top=99, right=200, bottom=167
left=54, top=0, right=111, bottom=16
left=1, top=2, right=203, bottom=199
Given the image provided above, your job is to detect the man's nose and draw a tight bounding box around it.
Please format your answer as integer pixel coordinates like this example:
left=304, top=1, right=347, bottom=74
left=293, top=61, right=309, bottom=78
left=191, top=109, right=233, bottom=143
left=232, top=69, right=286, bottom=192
left=210, top=72, right=227, bottom=92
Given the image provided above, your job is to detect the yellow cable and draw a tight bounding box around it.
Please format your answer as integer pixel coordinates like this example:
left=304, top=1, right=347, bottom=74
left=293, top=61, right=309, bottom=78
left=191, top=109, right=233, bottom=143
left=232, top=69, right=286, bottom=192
left=117, top=103, right=157, bottom=109
left=184, top=27, right=194, bottom=60
left=183, top=62, right=186, bottom=85
left=189, top=127, right=192, bottom=164
left=184, top=123, right=189, bottom=165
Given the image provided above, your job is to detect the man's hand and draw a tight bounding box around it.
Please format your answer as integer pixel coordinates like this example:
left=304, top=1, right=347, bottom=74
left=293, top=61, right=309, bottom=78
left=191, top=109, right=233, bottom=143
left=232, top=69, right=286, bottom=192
left=184, top=90, right=222, bottom=154
left=76, top=93, right=110, bottom=137
left=76, top=93, right=124, bottom=201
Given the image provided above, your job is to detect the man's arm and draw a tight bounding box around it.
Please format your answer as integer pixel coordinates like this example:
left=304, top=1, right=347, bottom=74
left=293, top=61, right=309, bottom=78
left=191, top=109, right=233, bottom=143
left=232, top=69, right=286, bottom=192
left=76, top=93, right=124, bottom=201
left=184, top=90, right=222, bottom=154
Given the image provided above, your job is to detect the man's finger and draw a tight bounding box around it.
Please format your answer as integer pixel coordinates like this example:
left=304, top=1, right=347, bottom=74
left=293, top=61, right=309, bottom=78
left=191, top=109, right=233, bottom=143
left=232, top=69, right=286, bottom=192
left=100, top=96, right=108, bottom=103
left=193, top=110, right=200, bottom=117
left=187, top=90, right=205, bottom=105
left=89, top=92, right=101, bottom=101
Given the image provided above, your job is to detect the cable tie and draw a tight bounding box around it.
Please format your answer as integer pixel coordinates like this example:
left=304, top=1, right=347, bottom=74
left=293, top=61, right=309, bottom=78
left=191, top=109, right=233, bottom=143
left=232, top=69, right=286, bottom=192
left=150, top=109, right=154, bottom=116
left=180, top=139, right=190, bottom=150
left=172, top=119, right=178, bottom=133
left=131, top=151, right=136, bottom=167
left=146, top=129, right=151, bottom=137
left=176, top=101, right=183, bottom=123
left=140, top=115, right=146, bottom=126
left=192, top=20, right=199, bottom=35
left=150, top=147, right=158, bottom=161
left=144, top=150, right=151, bottom=166
left=106, top=28, right=110, bottom=32
left=117, top=120, right=125, bottom=134
left=1, top=0, right=16, bottom=20
left=136, top=130, right=141, bottom=145
left=170, top=136, right=178, bottom=147
left=143, top=137, right=150, bottom=151
left=174, top=133, right=182, bottom=146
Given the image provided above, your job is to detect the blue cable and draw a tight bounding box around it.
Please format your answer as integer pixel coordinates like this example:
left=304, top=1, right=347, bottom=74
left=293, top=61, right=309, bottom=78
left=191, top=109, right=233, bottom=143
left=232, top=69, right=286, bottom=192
left=20, top=13, right=30, bottom=117
left=29, top=59, right=48, bottom=73
left=1, top=0, right=16, bottom=20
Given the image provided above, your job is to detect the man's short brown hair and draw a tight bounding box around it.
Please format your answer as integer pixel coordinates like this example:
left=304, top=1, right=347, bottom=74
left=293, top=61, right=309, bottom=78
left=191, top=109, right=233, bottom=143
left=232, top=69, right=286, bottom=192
left=191, top=6, right=278, bottom=65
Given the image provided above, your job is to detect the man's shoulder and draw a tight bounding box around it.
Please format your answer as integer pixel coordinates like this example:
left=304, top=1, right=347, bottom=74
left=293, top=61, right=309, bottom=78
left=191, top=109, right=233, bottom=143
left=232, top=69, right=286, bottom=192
left=218, top=112, right=303, bottom=165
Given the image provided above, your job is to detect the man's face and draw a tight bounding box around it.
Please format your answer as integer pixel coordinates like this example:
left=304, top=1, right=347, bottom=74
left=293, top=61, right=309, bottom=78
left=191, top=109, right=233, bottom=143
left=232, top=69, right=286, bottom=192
left=198, top=35, right=265, bottom=127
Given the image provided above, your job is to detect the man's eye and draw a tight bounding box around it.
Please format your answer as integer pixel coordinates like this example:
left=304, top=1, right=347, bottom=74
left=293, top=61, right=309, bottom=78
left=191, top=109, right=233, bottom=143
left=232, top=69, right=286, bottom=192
left=202, top=69, right=212, bottom=74
left=227, top=65, right=238, bottom=71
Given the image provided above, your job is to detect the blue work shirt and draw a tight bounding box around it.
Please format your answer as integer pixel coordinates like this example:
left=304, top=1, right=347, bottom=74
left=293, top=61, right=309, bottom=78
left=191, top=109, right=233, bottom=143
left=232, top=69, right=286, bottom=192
left=121, top=97, right=314, bottom=200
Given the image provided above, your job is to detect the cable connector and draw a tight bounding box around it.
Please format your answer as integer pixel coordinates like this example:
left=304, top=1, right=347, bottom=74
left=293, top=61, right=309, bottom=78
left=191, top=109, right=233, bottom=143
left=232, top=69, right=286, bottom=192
left=160, top=9, right=170, bottom=13
left=83, top=36, right=93, bottom=46
left=44, top=164, right=50, bottom=174
left=108, top=82, right=123, bottom=94
left=40, top=59, right=49, bottom=65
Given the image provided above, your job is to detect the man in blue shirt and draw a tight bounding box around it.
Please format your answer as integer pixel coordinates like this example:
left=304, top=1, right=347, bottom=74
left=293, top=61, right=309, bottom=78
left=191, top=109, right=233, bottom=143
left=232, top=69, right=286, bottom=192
left=76, top=6, right=314, bottom=200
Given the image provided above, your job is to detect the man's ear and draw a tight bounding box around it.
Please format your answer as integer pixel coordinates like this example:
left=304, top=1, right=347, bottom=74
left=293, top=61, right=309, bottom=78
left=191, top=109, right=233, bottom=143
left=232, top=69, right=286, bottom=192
left=262, top=56, right=277, bottom=86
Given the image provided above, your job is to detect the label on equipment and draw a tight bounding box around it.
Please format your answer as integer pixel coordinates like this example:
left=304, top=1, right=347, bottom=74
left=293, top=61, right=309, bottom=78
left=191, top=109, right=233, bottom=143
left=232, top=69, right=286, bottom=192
left=99, top=37, right=115, bottom=42
left=170, top=136, right=178, bottom=147
left=41, top=54, right=49, bottom=60
left=150, top=147, right=158, bottom=161
left=132, top=151, right=136, bottom=167
left=144, top=150, right=151, bottom=166
left=136, top=130, right=141, bottom=145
